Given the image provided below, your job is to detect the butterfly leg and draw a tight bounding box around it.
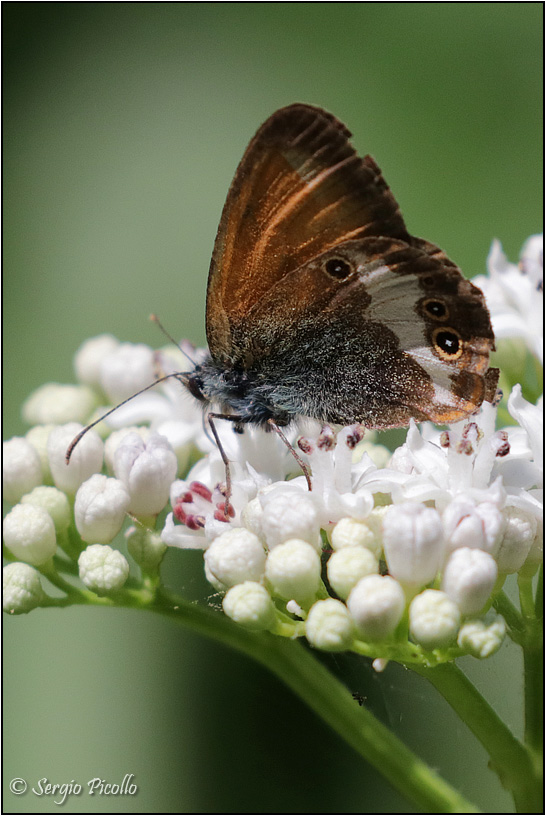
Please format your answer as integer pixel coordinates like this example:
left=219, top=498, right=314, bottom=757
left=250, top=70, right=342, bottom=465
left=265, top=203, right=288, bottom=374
left=266, top=419, right=312, bottom=492
left=207, top=412, right=243, bottom=520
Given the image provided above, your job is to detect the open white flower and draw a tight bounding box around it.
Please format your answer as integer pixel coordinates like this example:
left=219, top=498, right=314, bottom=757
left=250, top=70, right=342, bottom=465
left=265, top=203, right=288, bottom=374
left=296, top=425, right=398, bottom=527
left=473, top=235, right=543, bottom=362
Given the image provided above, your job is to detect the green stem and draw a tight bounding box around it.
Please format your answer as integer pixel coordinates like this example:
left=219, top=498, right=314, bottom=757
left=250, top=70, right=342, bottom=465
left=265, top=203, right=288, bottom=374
left=521, top=566, right=544, bottom=765
left=522, top=636, right=543, bottom=763
left=492, top=591, right=524, bottom=637
left=410, top=662, right=540, bottom=813
left=518, top=574, right=535, bottom=620
left=534, top=566, right=543, bottom=620
left=125, top=588, right=479, bottom=814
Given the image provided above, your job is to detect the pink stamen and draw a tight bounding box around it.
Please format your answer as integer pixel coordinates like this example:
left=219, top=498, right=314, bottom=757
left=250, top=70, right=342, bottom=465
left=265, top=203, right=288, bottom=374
left=346, top=425, right=364, bottom=449
left=178, top=491, right=194, bottom=504
left=216, top=501, right=235, bottom=519
left=317, top=426, right=335, bottom=451
left=190, top=481, right=213, bottom=502
left=440, top=431, right=451, bottom=448
left=298, top=437, right=313, bottom=455
left=185, top=514, right=205, bottom=530
left=174, top=505, right=188, bottom=524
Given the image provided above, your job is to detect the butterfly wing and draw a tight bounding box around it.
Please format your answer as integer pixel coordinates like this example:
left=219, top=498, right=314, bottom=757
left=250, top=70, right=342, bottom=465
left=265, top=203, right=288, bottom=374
left=205, top=104, right=498, bottom=426
left=206, top=104, right=410, bottom=362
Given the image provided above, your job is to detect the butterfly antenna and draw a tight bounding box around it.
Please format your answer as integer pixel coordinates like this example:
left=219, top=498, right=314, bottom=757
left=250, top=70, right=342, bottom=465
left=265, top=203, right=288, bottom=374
left=65, top=372, right=190, bottom=464
left=149, top=313, right=197, bottom=367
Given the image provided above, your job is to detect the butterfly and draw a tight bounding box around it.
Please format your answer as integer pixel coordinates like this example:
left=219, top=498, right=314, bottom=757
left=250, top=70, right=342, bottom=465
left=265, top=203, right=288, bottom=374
left=67, top=104, right=499, bottom=502
left=187, top=103, right=499, bottom=446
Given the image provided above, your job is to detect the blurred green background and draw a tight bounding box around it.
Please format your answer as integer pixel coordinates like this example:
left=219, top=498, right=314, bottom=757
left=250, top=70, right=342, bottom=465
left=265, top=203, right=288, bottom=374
left=3, top=3, right=542, bottom=813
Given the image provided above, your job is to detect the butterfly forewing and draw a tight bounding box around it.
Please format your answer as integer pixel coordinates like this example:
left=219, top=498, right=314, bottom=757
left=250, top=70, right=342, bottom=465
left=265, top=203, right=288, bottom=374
left=206, top=104, right=409, bottom=362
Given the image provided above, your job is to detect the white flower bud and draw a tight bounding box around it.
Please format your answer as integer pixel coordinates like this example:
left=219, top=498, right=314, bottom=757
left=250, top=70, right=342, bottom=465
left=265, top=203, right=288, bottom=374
left=331, top=516, right=379, bottom=556
left=331, top=508, right=386, bottom=558
left=23, top=383, right=98, bottom=425
left=48, top=423, right=104, bottom=494
left=496, top=507, right=537, bottom=574
left=78, top=544, right=129, bottom=594
left=125, top=526, right=167, bottom=571
left=3, top=504, right=57, bottom=565
left=21, top=486, right=71, bottom=533
left=443, top=498, right=505, bottom=556
left=383, top=503, right=444, bottom=587
left=265, top=539, right=321, bottom=603
left=305, top=599, right=354, bottom=652
left=3, top=563, right=45, bottom=614
left=75, top=474, right=130, bottom=544
left=25, top=425, right=55, bottom=482
left=457, top=617, right=506, bottom=658
left=74, top=334, right=120, bottom=387
left=99, top=342, right=155, bottom=403
left=441, top=548, right=498, bottom=615
left=3, top=437, right=42, bottom=504
left=260, top=489, right=320, bottom=550
left=113, top=432, right=177, bottom=516
left=327, top=546, right=378, bottom=599
left=347, top=575, right=405, bottom=641
left=223, top=582, right=276, bottom=630
left=523, top=517, right=543, bottom=570
left=409, top=589, right=461, bottom=649
left=104, top=426, right=150, bottom=473
left=241, top=496, right=266, bottom=542
left=204, top=561, right=225, bottom=592
left=204, top=528, right=266, bottom=590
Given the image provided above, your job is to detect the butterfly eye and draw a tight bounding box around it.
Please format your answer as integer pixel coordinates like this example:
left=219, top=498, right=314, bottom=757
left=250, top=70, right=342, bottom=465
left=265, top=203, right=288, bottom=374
left=422, top=298, right=449, bottom=320
left=325, top=258, right=352, bottom=279
left=432, top=327, right=464, bottom=360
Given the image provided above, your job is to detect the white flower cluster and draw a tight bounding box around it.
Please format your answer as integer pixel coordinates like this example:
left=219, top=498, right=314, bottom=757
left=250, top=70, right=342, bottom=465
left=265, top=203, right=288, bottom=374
left=3, top=337, right=198, bottom=611
left=2, top=236, right=543, bottom=667
left=162, top=384, right=541, bottom=659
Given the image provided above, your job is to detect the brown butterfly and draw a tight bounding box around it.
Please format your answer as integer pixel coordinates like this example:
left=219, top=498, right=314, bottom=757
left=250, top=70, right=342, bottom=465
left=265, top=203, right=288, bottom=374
left=188, top=104, right=498, bottom=443
left=68, top=104, right=499, bottom=500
